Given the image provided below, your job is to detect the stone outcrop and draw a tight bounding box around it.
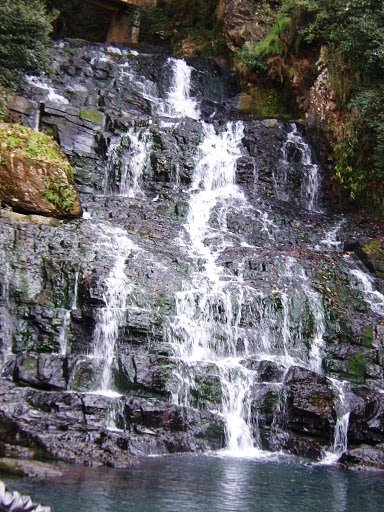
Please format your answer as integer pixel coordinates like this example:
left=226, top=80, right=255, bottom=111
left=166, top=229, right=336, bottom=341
left=0, top=124, right=81, bottom=218
left=216, top=0, right=270, bottom=52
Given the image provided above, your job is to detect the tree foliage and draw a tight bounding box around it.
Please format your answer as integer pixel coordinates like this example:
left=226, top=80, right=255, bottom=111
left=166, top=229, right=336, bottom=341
left=0, top=0, right=53, bottom=86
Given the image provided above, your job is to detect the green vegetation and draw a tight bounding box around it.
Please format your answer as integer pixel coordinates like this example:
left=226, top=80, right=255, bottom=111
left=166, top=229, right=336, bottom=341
left=0, top=124, right=76, bottom=212
left=237, top=0, right=384, bottom=215
left=347, top=350, right=367, bottom=383
left=0, top=124, right=72, bottom=172
left=0, top=0, right=53, bottom=86
left=237, top=83, right=299, bottom=119
left=43, top=178, right=77, bottom=212
left=79, top=109, right=104, bottom=126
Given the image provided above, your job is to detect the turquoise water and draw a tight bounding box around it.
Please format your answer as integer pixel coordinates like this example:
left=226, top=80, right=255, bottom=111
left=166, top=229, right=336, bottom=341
left=3, top=454, right=384, bottom=512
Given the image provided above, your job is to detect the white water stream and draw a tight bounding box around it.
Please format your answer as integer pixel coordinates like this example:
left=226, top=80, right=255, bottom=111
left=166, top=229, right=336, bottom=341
left=105, top=127, right=152, bottom=197
left=58, top=270, right=79, bottom=356
left=91, top=225, right=137, bottom=392
left=0, top=251, right=13, bottom=367
left=168, top=118, right=328, bottom=455
left=321, top=379, right=350, bottom=464
left=161, top=58, right=200, bottom=120
left=350, top=267, right=384, bottom=316
left=281, top=123, right=322, bottom=212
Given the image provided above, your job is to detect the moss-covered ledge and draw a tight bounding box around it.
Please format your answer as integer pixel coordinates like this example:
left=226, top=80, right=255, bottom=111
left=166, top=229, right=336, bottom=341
left=0, top=123, right=81, bottom=218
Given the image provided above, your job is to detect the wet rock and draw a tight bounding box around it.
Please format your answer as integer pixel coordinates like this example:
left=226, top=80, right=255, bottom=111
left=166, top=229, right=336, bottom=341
left=257, top=360, right=285, bottom=382
left=346, top=386, right=384, bottom=445
left=0, top=380, right=224, bottom=467
left=13, top=352, right=68, bottom=391
left=0, top=458, right=63, bottom=478
left=341, top=444, right=384, bottom=469
left=282, top=366, right=336, bottom=439
left=216, top=0, right=269, bottom=52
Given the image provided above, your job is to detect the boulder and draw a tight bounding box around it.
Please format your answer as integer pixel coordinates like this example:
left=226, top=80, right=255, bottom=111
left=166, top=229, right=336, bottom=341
left=13, top=352, right=68, bottom=391
left=0, top=123, right=81, bottom=218
left=282, top=366, right=336, bottom=439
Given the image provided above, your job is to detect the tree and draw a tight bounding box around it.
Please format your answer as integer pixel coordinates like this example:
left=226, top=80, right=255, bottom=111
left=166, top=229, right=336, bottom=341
left=0, top=0, right=53, bottom=86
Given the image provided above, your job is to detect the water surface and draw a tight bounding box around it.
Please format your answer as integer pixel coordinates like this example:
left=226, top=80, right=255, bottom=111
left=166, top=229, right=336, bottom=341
left=4, top=454, right=383, bottom=512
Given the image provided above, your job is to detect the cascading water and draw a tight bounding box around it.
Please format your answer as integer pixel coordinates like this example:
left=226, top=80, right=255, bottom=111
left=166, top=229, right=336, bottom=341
left=316, top=221, right=344, bottom=251
left=58, top=270, right=79, bottom=356
left=321, top=379, right=350, bottom=464
left=91, top=225, right=136, bottom=394
left=5, top=41, right=384, bottom=471
left=167, top=121, right=329, bottom=454
left=0, top=251, right=13, bottom=367
left=349, top=266, right=384, bottom=316
left=105, top=127, right=152, bottom=197
left=168, top=121, right=256, bottom=452
left=161, top=58, right=200, bottom=120
left=281, top=123, right=322, bottom=212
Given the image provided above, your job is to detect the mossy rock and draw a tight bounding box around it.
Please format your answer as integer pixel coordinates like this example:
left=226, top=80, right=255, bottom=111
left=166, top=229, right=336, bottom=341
left=347, top=350, right=368, bottom=382
left=78, top=109, right=105, bottom=126
left=237, top=83, right=299, bottom=120
left=362, top=240, right=384, bottom=279
left=0, top=123, right=81, bottom=218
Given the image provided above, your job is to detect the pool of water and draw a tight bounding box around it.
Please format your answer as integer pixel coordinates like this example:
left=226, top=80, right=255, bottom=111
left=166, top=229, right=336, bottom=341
left=3, top=453, right=384, bottom=512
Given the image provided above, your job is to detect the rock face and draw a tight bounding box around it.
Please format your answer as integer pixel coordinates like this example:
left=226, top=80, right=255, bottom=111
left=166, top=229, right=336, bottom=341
left=0, top=40, right=383, bottom=469
left=216, top=0, right=270, bottom=52
left=0, top=124, right=81, bottom=218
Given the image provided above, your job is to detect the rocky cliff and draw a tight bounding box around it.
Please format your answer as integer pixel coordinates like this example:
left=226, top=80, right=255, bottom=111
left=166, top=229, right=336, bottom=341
left=0, top=40, right=383, bottom=470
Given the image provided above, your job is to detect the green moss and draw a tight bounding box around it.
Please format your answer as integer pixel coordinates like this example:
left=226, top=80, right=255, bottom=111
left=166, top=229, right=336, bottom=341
left=361, top=325, right=374, bottom=348
left=18, top=272, right=30, bottom=298
left=237, top=84, right=299, bottom=120
left=0, top=124, right=72, bottom=174
left=347, top=350, right=367, bottom=382
left=78, top=109, right=104, bottom=126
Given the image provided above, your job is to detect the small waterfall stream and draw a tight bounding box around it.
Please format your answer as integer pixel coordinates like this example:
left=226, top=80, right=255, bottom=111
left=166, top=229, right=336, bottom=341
left=91, top=225, right=137, bottom=394
left=350, top=267, right=384, bottom=315
left=0, top=251, right=13, bottom=367
left=105, top=127, right=152, bottom=197
left=161, top=58, right=200, bottom=120
left=58, top=270, right=79, bottom=356
left=281, top=123, right=322, bottom=212
left=322, top=379, right=350, bottom=464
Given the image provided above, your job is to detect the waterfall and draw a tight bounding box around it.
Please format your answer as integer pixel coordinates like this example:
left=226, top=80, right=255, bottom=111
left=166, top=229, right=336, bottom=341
left=282, top=257, right=326, bottom=373
left=162, top=58, right=200, bottom=120
left=282, top=123, right=321, bottom=212
left=316, top=221, right=344, bottom=251
left=0, top=252, right=13, bottom=368
left=322, top=378, right=350, bottom=464
left=91, top=225, right=136, bottom=394
left=105, top=127, right=152, bottom=197
left=168, top=121, right=328, bottom=454
left=58, top=270, right=79, bottom=356
left=350, top=267, right=384, bottom=316
left=168, top=121, right=258, bottom=452
left=26, top=76, right=69, bottom=105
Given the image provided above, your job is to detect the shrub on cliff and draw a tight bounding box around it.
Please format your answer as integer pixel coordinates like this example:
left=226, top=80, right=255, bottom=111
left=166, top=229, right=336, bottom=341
left=238, top=0, right=384, bottom=214
left=0, top=0, right=53, bottom=86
